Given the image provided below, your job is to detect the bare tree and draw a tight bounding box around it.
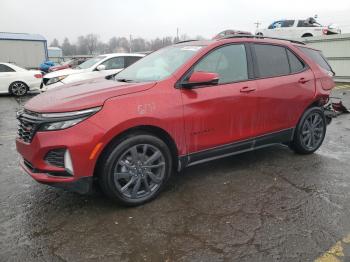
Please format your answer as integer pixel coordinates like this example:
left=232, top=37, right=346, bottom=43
left=116, top=37, right=130, bottom=52
left=97, top=42, right=109, bottom=54
left=51, top=34, right=206, bottom=56
left=61, top=37, right=76, bottom=56
left=85, top=34, right=99, bottom=55
left=50, top=38, right=60, bottom=47
left=76, top=36, right=88, bottom=55
left=108, top=37, right=118, bottom=53
left=131, top=37, right=147, bottom=52
left=86, top=34, right=99, bottom=55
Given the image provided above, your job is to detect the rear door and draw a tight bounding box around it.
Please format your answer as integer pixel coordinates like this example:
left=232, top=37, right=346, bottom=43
left=180, top=44, right=259, bottom=153
left=252, top=43, right=315, bottom=135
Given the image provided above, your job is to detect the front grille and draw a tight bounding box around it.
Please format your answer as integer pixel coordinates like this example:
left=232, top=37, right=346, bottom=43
left=44, top=149, right=65, bottom=168
left=17, top=109, right=42, bottom=143
left=18, top=121, right=38, bottom=143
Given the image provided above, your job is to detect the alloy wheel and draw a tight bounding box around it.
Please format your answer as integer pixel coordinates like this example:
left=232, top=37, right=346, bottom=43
left=300, top=112, right=325, bottom=150
left=11, top=82, right=27, bottom=96
left=113, top=144, right=166, bottom=200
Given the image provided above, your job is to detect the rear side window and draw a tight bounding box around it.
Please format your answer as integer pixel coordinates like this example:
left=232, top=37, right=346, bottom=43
left=298, top=47, right=332, bottom=72
left=193, top=44, right=248, bottom=84
left=125, top=56, right=142, bottom=67
left=297, top=20, right=319, bottom=28
left=287, top=49, right=305, bottom=73
left=254, top=44, right=290, bottom=78
left=0, top=64, right=15, bottom=72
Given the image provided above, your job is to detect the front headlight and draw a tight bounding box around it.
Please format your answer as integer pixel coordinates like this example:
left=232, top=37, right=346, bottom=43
left=46, top=75, right=67, bottom=85
left=41, top=117, right=88, bottom=131
left=39, top=107, right=101, bottom=131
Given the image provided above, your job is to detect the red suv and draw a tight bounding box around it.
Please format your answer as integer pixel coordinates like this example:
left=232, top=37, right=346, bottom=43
left=16, top=36, right=335, bottom=206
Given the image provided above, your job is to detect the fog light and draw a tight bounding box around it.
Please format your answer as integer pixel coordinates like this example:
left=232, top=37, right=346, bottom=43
left=64, top=149, right=74, bottom=175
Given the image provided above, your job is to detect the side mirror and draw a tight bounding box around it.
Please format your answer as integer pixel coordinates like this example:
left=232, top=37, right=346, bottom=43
left=96, top=65, right=106, bottom=71
left=182, top=71, right=219, bottom=88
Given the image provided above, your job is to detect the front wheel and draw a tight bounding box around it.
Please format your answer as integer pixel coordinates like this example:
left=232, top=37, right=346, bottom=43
left=98, top=134, right=173, bottom=206
left=290, top=107, right=327, bottom=154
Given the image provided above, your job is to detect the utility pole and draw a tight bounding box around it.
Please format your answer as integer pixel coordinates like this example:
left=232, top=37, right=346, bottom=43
left=254, top=21, right=261, bottom=29
left=129, top=34, right=132, bottom=53
left=176, top=28, right=179, bottom=41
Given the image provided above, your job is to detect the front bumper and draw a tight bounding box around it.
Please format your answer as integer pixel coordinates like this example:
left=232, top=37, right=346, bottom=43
left=16, top=117, right=105, bottom=194
left=19, top=159, right=93, bottom=194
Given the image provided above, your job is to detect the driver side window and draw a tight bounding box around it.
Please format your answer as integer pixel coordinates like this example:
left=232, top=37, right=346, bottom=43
left=101, top=57, right=125, bottom=70
left=193, top=44, right=248, bottom=84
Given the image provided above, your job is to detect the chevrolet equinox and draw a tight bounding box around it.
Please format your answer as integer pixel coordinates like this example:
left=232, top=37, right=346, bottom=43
left=16, top=36, right=335, bottom=205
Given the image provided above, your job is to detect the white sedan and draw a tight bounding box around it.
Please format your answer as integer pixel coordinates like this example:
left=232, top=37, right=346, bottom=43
left=41, top=53, right=145, bottom=91
left=0, top=63, right=42, bottom=96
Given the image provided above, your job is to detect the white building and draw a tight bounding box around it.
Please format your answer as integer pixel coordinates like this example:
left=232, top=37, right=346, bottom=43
left=0, top=32, right=48, bottom=69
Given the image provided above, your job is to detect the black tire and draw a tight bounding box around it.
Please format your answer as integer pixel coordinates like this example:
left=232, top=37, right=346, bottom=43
left=9, top=81, right=28, bottom=96
left=290, top=107, right=326, bottom=154
left=98, top=133, right=173, bottom=206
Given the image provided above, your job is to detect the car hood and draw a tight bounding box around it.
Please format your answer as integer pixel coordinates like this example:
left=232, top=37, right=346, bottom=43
left=25, top=77, right=157, bottom=113
left=44, top=68, right=86, bottom=78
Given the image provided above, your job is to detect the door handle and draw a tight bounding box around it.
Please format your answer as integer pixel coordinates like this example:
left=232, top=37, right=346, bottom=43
left=240, top=86, right=256, bottom=93
left=298, top=78, right=310, bottom=84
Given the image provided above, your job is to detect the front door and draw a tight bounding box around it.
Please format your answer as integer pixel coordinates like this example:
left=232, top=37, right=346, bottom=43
left=180, top=44, right=259, bottom=154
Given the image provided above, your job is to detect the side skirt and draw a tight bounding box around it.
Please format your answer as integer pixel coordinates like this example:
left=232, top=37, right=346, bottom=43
left=178, top=128, right=294, bottom=170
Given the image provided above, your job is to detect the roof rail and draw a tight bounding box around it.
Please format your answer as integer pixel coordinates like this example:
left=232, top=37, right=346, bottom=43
left=219, top=34, right=306, bottom=45
left=175, top=39, right=198, bottom=44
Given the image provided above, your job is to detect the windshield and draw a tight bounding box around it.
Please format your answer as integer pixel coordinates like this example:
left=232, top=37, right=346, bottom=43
left=116, top=45, right=203, bottom=82
left=77, top=56, right=106, bottom=69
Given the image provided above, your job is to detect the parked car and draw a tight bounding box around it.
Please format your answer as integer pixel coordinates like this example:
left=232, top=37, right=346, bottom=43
left=213, top=29, right=252, bottom=39
left=40, top=53, right=145, bottom=91
left=16, top=36, right=335, bottom=206
left=48, top=58, right=88, bottom=73
left=256, top=17, right=341, bottom=38
left=0, top=62, right=42, bottom=96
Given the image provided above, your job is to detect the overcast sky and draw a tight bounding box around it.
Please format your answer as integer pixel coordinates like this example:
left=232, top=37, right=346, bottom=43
left=1, top=0, right=350, bottom=43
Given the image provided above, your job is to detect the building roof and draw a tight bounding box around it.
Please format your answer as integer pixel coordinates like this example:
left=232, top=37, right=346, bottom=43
left=48, top=47, right=62, bottom=51
left=0, top=32, right=46, bottom=41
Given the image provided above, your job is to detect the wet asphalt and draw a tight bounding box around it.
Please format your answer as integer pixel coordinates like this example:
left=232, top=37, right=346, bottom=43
left=0, top=87, right=350, bottom=262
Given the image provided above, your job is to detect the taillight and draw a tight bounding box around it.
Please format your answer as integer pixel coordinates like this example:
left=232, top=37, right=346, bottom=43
left=322, top=29, right=328, bottom=35
left=34, top=74, right=42, bottom=79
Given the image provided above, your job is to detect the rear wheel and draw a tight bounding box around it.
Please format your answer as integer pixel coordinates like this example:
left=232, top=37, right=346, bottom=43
left=9, top=81, right=28, bottom=96
left=290, top=107, right=326, bottom=154
left=98, top=134, right=172, bottom=206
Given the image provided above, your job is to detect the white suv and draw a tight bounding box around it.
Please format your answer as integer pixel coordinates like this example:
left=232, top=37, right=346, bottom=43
left=41, top=53, right=145, bottom=91
left=256, top=17, right=341, bottom=39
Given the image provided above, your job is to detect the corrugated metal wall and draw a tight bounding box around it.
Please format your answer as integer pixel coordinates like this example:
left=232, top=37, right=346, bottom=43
left=0, top=40, right=46, bottom=69
left=303, top=34, right=350, bottom=82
